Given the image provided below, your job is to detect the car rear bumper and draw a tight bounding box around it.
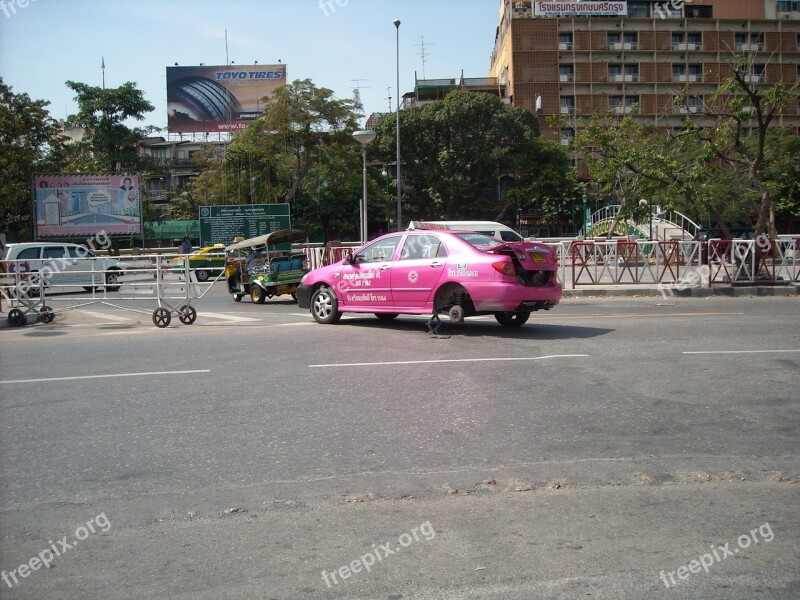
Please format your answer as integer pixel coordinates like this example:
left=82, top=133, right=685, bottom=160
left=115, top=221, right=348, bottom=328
left=467, top=281, right=562, bottom=312
left=296, top=284, right=312, bottom=309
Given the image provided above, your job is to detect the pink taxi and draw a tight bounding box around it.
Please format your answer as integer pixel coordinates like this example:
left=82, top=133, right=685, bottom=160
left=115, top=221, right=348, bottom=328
left=296, top=229, right=561, bottom=328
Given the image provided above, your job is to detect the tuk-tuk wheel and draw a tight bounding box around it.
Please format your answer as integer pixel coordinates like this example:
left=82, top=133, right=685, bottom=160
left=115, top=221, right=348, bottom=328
left=250, top=286, right=266, bottom=304
left=179, top=305, right=197, bottom=325
left=8, top=308, right=26, bottom=327
left=233, top=295, right=243, bottom=302
left=152, top=307, right=171, bottom=328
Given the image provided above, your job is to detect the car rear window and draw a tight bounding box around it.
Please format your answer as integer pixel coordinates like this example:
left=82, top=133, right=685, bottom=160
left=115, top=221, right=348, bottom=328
left=454, top=233, right=502, bottom=250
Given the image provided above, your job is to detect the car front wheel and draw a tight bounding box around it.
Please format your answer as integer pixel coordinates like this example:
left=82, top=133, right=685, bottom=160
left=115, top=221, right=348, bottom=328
left=494, top=311, right=530, bottom=328
left=311, top=286, right=341, bottom=324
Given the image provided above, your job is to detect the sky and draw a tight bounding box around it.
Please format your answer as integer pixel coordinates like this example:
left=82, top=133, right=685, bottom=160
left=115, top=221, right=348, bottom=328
left=0, top=0, right=502, bottom=132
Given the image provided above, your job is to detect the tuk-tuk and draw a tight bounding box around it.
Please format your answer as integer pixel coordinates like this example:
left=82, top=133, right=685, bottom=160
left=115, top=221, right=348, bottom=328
left=224, top=229, right=310, bottom=303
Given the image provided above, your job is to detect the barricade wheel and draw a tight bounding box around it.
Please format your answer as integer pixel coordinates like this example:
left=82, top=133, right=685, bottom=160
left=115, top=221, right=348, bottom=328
left=179, top=306, right=197, bottom=325
left=39, top=306, right=55, bottom=324
left=152, top=307, right=171, bottom=328
left=8, top=308, right=26, bottom=327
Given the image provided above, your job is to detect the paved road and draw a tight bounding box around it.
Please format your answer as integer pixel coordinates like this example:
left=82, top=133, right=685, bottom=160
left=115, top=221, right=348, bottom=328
left=1, top=289, right=798, bottom=599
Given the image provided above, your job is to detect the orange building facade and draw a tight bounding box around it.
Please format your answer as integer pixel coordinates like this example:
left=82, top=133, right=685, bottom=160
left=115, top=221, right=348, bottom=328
left=489, top=0, right=800, bottom=154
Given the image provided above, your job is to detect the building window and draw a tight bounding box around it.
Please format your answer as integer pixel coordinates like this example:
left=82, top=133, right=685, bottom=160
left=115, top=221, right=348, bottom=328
left=627, top=1, right=651, bottom=17
left=560, top=127, right=575, bottom=146
left=685, top=4, right=713, bottom=18
left=673, top=95, right=703, bottom=114
left=559, top=65, right=575, bottom=82
left=675, top=64, right=704, bottom=82
left=747, top=64, right=767, bottom=84
left=610, top=64, right=639, bottom=82
left=608, top=32, right=638, bottom=50
left=674, top=32, right=702, bottom=50
left=778, top=1, right=800, bottom=12
left=672, top=64, right=686, bottom=81
left=688, top=64, right=704, bottom=81
left=736, top=32, right=765, bottom=51
left=560, top=96, right=575, bottom=114
left=559, top=32, right=574, bottom=50
left=610, top=96, right=639, bottom=114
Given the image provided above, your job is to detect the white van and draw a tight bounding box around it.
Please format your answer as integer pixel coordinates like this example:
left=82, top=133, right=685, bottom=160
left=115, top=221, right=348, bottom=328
left=4, top=242, right=124, bottom=291
left=407, top=221, right=524, bottom=242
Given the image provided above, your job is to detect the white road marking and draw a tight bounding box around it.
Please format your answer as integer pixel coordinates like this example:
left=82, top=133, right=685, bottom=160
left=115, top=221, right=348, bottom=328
left=0, top=369, right=210, bottom=385
left=78, top=310, right=133, bottom=322
left=197, top=312, right=261, bottom=322
left=309, top=354, right=590, bottom=368
left=682, top=350, right=800, bottom=355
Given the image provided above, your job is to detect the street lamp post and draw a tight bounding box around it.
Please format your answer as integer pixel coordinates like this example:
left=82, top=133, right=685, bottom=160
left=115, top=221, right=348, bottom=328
left=394, top=18, right=402, bottom=231
left=639, top=198, right=653, bottom=240
left=581, top=192, right=588, bottom=238
left=353, top=130, right=377, bottom=245
left=382, top=167, right=391, bottom=232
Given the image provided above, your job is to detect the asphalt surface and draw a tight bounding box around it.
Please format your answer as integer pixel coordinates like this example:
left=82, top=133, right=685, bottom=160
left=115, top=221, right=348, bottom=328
left=0, top=286, right=798, bottom=599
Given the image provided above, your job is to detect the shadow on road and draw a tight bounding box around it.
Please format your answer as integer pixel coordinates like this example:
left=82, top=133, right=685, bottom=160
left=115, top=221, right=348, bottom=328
left=339, top=316, right=614, bottom=340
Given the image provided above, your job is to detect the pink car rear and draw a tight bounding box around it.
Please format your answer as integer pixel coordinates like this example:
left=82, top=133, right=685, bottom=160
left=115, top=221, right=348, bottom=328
left=296, top=230, right=561, bottom=327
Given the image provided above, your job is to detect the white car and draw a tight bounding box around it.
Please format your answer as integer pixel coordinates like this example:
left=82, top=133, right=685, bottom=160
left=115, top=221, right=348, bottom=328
left=4, top=242, right=124, bottom=291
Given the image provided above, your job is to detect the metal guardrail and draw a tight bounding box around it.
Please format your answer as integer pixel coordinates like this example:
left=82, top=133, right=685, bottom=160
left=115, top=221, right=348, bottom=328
left=1, top=255, right=219, bottom=328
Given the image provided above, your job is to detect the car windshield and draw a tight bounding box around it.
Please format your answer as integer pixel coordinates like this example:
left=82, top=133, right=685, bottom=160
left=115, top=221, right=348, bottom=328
left=453, top=232, right=503, bottom=251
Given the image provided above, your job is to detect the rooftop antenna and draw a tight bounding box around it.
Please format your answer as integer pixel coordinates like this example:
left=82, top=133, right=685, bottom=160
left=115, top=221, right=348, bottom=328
left=413, top=36, right=434, bottom=79
left=225, top=29, right=229, bottom=66
left=386, top=86, right=392, bottom=113
left=352, top=78, right=369, bottom=115
left=101, top=56, right=105, bottom=90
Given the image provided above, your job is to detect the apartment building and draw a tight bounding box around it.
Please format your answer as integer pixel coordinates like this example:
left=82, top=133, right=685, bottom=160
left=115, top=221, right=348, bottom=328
left=489, top=0, right=800, bottom=151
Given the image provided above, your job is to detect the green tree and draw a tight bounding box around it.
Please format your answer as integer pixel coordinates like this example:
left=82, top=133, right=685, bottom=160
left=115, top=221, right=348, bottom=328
left=0, top=79, right=66, bottom=239
left=189, top=79, right=363, bottom=240
left=371, top=91, right=574, bottom=226
left=573, top=57, right=798, bottom=239
left=65, top=80, right=157, bottom=172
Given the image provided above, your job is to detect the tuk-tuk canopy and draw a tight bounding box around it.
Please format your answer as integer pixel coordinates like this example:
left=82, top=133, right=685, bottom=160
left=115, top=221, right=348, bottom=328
left=225, top=229, right=309, bottom=253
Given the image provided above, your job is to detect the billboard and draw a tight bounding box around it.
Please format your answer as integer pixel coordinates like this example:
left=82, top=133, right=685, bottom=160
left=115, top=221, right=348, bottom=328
left=199, top=204, right=291, bottom=246
left=534, top=1, right=628, bottom=16
left=35, top=175, right=141, bottom=238
left=167, top=64, right=287, bottom=133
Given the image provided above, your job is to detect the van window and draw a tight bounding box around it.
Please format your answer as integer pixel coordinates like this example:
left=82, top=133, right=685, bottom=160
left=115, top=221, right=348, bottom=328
left=68, top=246, right=95, bottom=259
left=43, top=246, right=67, bottom=259
left=16, top=247, right=40, bottom=260
left=499, top=230, right=523, bottom=242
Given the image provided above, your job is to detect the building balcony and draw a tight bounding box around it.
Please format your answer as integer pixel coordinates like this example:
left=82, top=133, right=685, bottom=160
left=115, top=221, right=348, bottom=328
left=673, top=43, right=702, bottom=51
left=736, top=43, right=765, bottom=52
left=673, top=106, right=700, bottom=114
left=744, top=74, right=766, bottom=84
left=674, top=74, right=703, bottom=83
left=560, top=106, right=575, bottom=114
left=559, top=42, right=574, bottom=51
left=559, top=74, right=575, bottom=82
left=560, top=137, right=573, bottom=146
left=608, top=42, right=638, bottom=51
left=610, top=74, right=640, bottom=83
left=612, top=106, right=637, bottom=115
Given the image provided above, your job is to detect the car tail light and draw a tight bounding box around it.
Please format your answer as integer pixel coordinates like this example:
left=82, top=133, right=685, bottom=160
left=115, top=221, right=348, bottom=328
left=492, top=261, right=516, bottom=277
